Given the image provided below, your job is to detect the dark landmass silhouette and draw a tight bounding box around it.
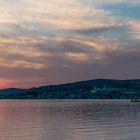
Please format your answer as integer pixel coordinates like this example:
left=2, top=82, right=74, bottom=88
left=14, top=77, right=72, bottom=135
left=0, top=79, right=140, bottom=99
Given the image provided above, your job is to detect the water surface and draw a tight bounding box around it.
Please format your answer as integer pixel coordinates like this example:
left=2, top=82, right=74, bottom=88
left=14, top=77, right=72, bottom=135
left=0, top=100, right=140, bottom=140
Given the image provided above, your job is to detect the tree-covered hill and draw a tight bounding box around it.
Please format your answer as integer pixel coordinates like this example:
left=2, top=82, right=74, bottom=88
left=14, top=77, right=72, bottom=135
left=0, top=79, right=140, bottom=99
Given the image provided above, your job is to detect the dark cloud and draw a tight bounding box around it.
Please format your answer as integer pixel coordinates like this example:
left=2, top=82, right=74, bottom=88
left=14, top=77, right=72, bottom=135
left=0, top=45, right=139, bottom=88
left=71, top=26, right=123, bottom=35
left=34, top=40, right=95, bottom=53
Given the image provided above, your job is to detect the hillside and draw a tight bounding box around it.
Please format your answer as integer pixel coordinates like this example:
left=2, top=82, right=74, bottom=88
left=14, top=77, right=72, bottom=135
left=0, top=79, right=140, bottom=99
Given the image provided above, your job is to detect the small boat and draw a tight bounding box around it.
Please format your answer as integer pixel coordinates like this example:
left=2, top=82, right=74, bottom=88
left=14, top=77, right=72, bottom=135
left=131, top=98, right=140, bottom=102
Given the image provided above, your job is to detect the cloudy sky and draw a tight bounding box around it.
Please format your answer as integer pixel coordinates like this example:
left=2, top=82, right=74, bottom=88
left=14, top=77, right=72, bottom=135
left=0, top=0, right=140, bottom=88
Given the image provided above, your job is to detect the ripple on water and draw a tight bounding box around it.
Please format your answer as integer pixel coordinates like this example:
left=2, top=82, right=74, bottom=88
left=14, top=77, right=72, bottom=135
left=0, top=100, right=140, bottom=140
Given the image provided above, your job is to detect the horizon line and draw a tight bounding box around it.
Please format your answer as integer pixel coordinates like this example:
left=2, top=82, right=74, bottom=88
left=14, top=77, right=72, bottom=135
left=1, top=78, right=140, bottom=90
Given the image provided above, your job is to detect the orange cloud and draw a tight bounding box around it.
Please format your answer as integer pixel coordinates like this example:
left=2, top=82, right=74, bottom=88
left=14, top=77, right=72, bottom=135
left=129, top=21, right=140, bottom=40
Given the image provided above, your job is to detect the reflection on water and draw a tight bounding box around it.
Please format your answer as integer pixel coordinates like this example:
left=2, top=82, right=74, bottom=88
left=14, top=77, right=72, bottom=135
left=0, top=100, right=140, bottom=140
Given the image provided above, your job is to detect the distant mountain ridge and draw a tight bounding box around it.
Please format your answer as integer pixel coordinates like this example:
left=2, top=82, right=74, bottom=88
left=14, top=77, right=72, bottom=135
left=0, top=88, right=27, bottom=95
left=0, top=79, right=140, bottom=99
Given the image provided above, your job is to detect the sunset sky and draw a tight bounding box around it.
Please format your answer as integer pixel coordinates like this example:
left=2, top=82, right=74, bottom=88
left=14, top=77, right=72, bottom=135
left=0, top=0, right=140, bottom=88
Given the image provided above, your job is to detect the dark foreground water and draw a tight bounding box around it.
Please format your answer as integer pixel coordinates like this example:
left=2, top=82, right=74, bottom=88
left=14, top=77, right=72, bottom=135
left=0, top=100, right=140, bottom=140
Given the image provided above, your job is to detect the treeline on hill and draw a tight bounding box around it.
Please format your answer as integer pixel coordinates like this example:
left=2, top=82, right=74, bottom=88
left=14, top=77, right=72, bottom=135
left=0, top=79, right=140, bottom=99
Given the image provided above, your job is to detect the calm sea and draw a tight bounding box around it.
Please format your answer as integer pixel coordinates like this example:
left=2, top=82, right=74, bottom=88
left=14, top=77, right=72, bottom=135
left=0, top=100, right=140, bottom=140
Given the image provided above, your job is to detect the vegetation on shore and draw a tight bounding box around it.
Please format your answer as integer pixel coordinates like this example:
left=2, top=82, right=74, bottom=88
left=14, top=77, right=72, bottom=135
left=0, top=79, right=140, bottom=99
